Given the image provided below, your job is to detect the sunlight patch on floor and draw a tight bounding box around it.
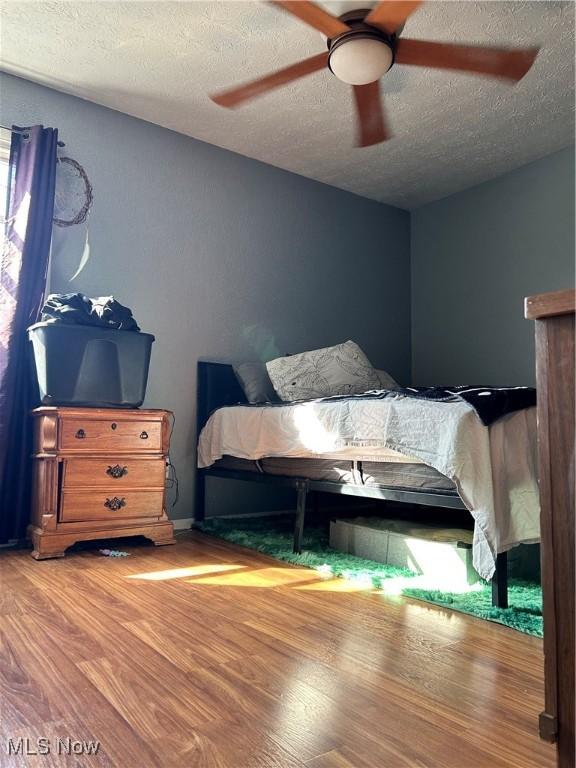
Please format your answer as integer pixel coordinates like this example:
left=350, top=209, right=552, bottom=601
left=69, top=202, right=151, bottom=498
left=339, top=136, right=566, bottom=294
left=126, top=563, right=246, bottom=581
left=125, top=558, right=483, bottom=598
left=296, top=578, right=373, bottom=593
left=185, top=566, right=321, bottom=588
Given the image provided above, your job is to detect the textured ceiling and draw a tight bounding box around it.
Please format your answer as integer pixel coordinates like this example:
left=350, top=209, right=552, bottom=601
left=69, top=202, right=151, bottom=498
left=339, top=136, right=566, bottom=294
left=0, top=1, right=574, bottom=208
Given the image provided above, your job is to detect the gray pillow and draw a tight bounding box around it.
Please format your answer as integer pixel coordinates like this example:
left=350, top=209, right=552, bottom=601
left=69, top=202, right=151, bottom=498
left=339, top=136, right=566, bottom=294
left=266, top=340, right=380, bottom=401
left=375, top=368, right=399, bottom=389
left=234, top=362, right=280, bottom=403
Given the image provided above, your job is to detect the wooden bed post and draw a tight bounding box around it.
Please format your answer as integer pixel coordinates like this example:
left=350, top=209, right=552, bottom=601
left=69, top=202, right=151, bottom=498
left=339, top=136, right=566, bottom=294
left=491, top=552, right=508, bottom=608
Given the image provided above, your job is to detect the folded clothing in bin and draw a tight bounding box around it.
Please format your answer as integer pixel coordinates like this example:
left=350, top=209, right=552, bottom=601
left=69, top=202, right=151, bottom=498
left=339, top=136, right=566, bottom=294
left=29, top=293, right=153, bottom=408
left=41, top=293, right=140, bottom=331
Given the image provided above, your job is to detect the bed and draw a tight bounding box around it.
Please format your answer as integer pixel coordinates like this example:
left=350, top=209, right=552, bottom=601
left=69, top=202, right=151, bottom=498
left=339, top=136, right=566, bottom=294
left=195, top=361, right=540, bottom=608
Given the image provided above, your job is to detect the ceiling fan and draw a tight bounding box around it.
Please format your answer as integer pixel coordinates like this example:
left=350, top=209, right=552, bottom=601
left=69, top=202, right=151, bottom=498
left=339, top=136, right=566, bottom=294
left=209, top=1, right=539, bottom=147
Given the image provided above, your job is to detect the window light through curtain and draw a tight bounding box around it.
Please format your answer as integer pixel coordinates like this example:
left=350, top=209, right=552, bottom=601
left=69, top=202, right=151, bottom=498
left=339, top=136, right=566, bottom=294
left=0, top=129, right=10, bottom=224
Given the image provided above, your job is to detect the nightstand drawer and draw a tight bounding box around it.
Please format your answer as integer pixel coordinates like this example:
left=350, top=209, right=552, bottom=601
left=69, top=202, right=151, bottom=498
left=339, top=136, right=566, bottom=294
left=63, top=458, right=165, bottom=488
left=60, top=489, right=164, bottom=522
left=60, top=417, right=162, bottom=453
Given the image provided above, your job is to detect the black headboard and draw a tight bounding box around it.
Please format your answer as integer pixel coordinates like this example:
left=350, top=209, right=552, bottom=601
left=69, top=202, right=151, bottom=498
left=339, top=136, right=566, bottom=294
left=196, top=361, right=248, bottom=435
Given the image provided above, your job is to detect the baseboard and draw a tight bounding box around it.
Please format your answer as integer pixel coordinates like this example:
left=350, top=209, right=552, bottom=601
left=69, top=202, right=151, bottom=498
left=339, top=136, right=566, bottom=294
left=172, top=517, right=194, bottom=531
left=173, top=510, right=294, bottom=531
left=215, top=509, right=293, bottom=520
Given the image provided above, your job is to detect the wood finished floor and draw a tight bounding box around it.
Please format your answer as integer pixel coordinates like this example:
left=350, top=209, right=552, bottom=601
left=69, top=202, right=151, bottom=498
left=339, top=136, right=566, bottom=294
left=0, top=531, right=554, bottom=768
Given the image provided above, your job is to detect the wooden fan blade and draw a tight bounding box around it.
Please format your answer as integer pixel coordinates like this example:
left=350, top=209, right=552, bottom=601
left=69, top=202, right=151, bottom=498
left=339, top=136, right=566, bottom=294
left=365, top=2, right=423, bottom=35
left=270, top=1, right=350, bottom=37
left=210, top=52, right=328, bottom=108
left=353, top=82, right=390, bottom=147
left=395, top=39, right=539, bottom=81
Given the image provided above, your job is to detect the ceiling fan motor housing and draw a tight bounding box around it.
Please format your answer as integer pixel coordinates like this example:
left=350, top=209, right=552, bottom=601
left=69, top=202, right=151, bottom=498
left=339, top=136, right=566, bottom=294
left=210, top=1, right=540, bottom=148
left=327, top=9, right=396, bottom=84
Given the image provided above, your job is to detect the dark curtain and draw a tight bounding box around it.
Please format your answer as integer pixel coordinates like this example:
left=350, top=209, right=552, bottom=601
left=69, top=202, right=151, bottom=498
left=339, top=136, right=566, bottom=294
left=0, top=125, right=58, bottom=543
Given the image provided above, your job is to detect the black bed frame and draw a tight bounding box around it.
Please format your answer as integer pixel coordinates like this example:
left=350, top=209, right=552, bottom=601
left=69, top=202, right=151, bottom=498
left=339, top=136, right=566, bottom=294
left=194, top=361, right=509, bottom=608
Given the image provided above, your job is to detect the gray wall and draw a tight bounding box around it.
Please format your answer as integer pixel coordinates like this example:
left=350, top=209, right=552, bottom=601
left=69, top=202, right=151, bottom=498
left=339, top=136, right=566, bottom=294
left=0, top=72, right=411, bottom=521
left=411, top=146, right=575, bottom=386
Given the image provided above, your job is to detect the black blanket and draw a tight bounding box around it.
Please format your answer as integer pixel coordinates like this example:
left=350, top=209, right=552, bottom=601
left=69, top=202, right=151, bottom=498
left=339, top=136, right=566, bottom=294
left=378, top=385, right=536, bottom=426
left=233, top=385, right=536, bottom=427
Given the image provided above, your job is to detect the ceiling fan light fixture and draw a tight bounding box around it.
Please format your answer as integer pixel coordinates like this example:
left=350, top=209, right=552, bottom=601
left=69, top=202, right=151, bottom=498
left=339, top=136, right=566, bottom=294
left=329, top=37, right=394, bottom=85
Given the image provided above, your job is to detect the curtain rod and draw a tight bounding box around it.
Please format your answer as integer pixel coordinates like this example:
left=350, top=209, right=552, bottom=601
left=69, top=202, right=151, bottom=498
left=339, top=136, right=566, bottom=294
left=0, top=124, right=66, bottom=147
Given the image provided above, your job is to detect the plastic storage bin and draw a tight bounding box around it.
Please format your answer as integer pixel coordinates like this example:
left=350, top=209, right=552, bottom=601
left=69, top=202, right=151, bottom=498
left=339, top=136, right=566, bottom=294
left=28, top=322, right=155, bottom=408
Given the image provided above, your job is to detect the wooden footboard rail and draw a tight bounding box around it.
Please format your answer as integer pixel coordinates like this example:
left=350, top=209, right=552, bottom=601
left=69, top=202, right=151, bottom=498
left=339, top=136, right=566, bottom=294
left=195, top=360, right=510, bottom=608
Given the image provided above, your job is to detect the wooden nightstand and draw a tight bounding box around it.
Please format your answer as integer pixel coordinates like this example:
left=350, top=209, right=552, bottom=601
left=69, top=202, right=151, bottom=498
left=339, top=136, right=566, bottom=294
left=28, top=407, right=176, bottom=559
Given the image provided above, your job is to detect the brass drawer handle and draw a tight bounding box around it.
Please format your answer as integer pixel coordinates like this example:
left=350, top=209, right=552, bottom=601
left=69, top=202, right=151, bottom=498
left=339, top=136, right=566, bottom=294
left=104, top=497, right=126, bottom=511
left=75, top=429, right=86, bottom=439
left=111, top=422, right=117, bottom=430
left=106, top=465, right=128, bottom=479
left=140, top=431, right=148, bottom=440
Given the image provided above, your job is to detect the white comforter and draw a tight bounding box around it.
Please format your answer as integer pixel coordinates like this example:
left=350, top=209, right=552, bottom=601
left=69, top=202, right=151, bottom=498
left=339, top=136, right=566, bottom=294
left=198, top=396, right=539, bottom=580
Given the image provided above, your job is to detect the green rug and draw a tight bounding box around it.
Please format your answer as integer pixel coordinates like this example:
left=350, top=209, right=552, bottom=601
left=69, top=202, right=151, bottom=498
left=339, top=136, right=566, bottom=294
left=200, top=516, right=543, bottom=637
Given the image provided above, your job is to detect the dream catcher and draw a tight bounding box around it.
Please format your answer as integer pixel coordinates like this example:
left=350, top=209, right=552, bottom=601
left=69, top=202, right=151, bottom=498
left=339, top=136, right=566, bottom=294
left=53, top=155, right=94, bottom=281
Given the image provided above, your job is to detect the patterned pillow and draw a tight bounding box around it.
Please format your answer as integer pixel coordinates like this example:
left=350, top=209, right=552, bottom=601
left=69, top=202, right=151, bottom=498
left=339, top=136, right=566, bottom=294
left=266, top=341, right=381, bottom=401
